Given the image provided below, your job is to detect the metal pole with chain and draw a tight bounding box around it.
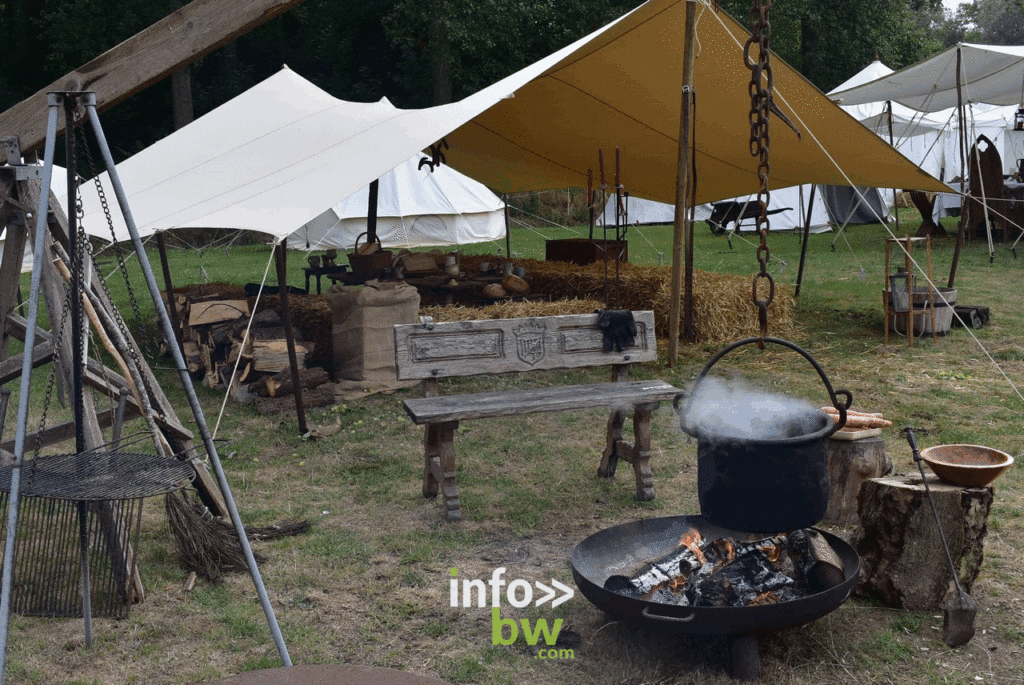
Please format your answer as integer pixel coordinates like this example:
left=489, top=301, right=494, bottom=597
left=744, top=0, right=775, bottom=346
left=81, top=93, right=292, bottom=667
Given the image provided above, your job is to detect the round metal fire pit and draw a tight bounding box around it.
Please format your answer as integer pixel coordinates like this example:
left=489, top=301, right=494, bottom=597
left=571, top=515, right=860, bottom=636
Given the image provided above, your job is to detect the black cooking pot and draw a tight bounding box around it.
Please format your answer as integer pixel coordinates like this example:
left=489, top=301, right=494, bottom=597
left=675, top=337, right=852, bottom=532
left=571, top=515, right=860, bottom=635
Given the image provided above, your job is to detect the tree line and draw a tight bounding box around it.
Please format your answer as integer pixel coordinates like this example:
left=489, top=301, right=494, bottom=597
left=0, top=0, right=1019, bottom=163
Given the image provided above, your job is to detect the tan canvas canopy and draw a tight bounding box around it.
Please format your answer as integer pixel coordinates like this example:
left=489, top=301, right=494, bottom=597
left=443, top=0, right=948, bottom=203
left=68, top=0, right=944, bottom=242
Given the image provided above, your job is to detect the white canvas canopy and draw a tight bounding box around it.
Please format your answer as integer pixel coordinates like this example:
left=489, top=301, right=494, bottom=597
left=831, top=56, right=1024, bottom=225
left=829, top=44, right=1024, bottom=112
left=66, top=0, right=944, bottom=249
left=288, top=153, right=505, bottom=251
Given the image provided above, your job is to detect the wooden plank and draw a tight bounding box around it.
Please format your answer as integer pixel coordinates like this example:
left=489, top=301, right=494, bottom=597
left=5, top=312, right=195, bottom=444
left=0, top=404, right=142, bottom=453
left=830, top=427, right=883, bottom=441
left=394, top=311, right=658, bottom=381
left=402, top=379, right=680, bottom=424
left=0, top=341, right=54, bottom=386
left=0, top=173, right=26, bottom=362
left=0, top=0, right=309, bottom=155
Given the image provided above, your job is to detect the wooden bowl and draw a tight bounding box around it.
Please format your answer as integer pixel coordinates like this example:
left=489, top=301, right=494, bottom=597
left=920, top=444, right=1014, bottom=487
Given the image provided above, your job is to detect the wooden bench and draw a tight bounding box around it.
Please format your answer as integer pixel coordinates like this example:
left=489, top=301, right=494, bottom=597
left=394, top=310, right=680, bottom=521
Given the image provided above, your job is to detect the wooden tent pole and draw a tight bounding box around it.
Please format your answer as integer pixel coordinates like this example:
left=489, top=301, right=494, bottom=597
left=949, top=46, right=967, bottom=288
left=274, top=240, right=308, bottom=435
left=887, top=101, right=900, bottom=233
left=794, top=184, right=817, bottom=297
left=504, top=194, right=511, bottom=259
left=367, top=178, right=380, bottom=243
left=155, top=232, right=182, bottom=350
left=669, top=0, right=698, bottom=364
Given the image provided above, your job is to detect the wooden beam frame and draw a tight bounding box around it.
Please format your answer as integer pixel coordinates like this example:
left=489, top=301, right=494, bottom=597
left=0, top=0, right=307, bottom=155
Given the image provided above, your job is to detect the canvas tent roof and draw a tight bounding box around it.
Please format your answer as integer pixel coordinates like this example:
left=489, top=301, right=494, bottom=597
left=68, top=0, right=944, bottom=245
left=288, top=153, right=505, bottom=251
left=829, top=43, right=1024, bottom=112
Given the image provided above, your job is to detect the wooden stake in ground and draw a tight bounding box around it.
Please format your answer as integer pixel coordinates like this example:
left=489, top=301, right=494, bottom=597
left=668, top=0, right=698, bottom=365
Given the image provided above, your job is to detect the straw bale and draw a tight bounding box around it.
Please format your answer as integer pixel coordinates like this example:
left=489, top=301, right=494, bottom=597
left=421, top=298, right=603, bottom=322
left=444, top=254, right=795, bottom=343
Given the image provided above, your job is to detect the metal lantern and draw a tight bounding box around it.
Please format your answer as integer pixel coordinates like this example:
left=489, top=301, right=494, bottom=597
left=889, top=269, right=911, bottom=312
left=1015, top=107, right=1024, bottom=130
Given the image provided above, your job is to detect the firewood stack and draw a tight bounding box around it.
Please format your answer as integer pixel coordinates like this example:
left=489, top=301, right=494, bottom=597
left=159, top=287, right=331, bottom=405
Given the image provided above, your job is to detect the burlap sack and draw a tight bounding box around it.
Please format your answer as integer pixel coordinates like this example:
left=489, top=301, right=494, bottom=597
left=326, top=280, right=420, bottom=382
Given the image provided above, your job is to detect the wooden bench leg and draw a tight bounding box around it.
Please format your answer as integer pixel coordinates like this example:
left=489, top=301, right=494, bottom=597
left=423, top=421, right=461, bottom=522
left=599, top=408, right=626, bottom=478
left=599, top=403, right=657, bottom=501
left=629, top=403, right=657, bottom=501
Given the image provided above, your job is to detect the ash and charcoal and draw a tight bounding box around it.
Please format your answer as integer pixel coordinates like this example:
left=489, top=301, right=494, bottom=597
left=604, top=529, right=840, bottom=608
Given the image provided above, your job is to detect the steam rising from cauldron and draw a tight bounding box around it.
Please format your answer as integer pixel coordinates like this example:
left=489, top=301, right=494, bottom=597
left=681, top=377, right=822, bottom=442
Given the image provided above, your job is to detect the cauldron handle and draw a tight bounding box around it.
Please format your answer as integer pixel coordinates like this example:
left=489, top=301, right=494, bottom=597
left=641, top=605, right=696, bottom=623
left=675, top=336, right=852, bottom=437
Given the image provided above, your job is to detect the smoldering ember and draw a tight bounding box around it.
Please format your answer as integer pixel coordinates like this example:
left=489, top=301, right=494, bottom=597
left=604, top=527, right=845, bottom=608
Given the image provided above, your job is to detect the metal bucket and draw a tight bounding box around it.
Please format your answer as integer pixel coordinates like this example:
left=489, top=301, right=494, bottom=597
left=675, top=337, right=852, bottom=532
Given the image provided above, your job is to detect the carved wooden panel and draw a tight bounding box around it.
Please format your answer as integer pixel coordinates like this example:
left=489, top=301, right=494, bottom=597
left=394, top=311, right=656, bottom=380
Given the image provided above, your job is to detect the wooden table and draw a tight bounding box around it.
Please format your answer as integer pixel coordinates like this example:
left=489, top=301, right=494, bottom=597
left=402, top=273, right=506, bottom=305
left=303, top=264, right=349, bottom=294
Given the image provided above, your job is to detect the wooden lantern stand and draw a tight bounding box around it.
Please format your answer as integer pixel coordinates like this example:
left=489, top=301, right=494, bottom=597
left=883, top=236, right=936, bottom=346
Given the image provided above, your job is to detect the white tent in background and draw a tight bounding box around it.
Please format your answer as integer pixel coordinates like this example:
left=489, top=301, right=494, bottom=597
left=600, top=195, right=710, bottom=226
left=0, top=229, right=33, bottom=274
left=289, top=153, right=505, bottom=251
left=601, top=185, right=832, bottom=233
left=831, top=46, right=1024, bottom=179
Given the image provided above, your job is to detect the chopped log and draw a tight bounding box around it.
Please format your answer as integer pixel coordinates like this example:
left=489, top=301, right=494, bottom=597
left=182, top=340, right=203, bottom=374
left=825, top=436, right=892, bottom=526
left=265, top=367, right=330, bottom=398
left=199, top=340, right=213, bottom=377
left=851, top=473, right=993, bottom=610
left=188, top=299, right=249, bottom=327
left=249, top=374, right=270, bottom=398
left=238, top=361, right=253, bottom=384
left=252, top=339, right=309, bottom=373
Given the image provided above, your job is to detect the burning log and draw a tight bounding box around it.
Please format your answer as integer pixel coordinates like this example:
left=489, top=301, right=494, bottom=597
left=605, top=528, right=841, bottom=608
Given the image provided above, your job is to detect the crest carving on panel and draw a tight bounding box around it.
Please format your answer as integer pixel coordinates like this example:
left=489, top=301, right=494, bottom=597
left=514, top=323, right=546, bottom=365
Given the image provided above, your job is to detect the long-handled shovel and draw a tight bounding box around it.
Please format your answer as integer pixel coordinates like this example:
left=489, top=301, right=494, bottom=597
left=905, top=427, right=978, bottom=648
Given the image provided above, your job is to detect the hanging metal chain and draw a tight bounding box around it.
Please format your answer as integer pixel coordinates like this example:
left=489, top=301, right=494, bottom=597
left=78, top=122, right=164, bottom=419
left=743, top=0, right=775, bottom=344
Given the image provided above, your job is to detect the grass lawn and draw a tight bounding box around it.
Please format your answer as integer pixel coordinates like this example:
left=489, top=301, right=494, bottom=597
left=2, top=210, right=1023, bottom=685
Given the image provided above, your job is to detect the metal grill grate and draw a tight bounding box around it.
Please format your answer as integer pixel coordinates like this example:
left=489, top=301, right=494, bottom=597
left=0, top=451, right=194, bottom=500
left=0, top=495, right=143, bottom=618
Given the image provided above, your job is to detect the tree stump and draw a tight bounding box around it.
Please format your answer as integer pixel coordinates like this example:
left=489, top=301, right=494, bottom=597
left=825, top=436, right=892, bottom=526
left=851, top=474, right=993, bottom=610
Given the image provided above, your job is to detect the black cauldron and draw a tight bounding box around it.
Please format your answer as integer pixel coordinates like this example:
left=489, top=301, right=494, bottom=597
left=675, top=338, right=852, bottom=533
